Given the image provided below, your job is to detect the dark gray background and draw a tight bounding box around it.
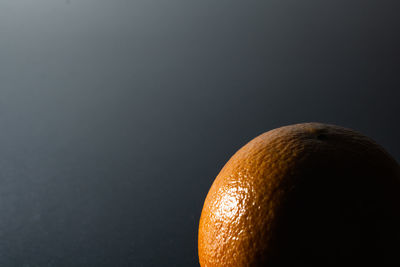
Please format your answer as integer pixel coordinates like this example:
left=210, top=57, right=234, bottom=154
left=0, top=0, right=399, bottom=266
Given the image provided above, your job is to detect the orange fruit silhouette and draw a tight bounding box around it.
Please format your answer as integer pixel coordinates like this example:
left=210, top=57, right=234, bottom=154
left=198, top=122, right=400, bottom=266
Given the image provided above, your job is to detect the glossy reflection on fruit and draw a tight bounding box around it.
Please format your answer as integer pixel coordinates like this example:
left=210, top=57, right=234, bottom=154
left=198, top=123, right=400, bottom=266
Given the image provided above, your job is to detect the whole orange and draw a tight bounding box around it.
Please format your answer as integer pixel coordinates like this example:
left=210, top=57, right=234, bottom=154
left=198, top=122, right=400, bottom=266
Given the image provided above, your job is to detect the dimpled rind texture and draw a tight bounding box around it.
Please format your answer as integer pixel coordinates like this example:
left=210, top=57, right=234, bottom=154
left=198, top=122, right=400, bottom=266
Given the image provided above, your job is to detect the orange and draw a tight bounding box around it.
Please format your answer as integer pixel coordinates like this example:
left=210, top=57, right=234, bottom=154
left=198, top=122, right=400, bottom=266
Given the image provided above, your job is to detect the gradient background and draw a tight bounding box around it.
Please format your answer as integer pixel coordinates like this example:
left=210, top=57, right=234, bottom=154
left=1, top=0, right=399, bottom=266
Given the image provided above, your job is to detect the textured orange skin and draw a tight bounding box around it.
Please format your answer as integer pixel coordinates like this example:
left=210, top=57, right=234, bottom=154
left=198, top=123, right=400, bottom=266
